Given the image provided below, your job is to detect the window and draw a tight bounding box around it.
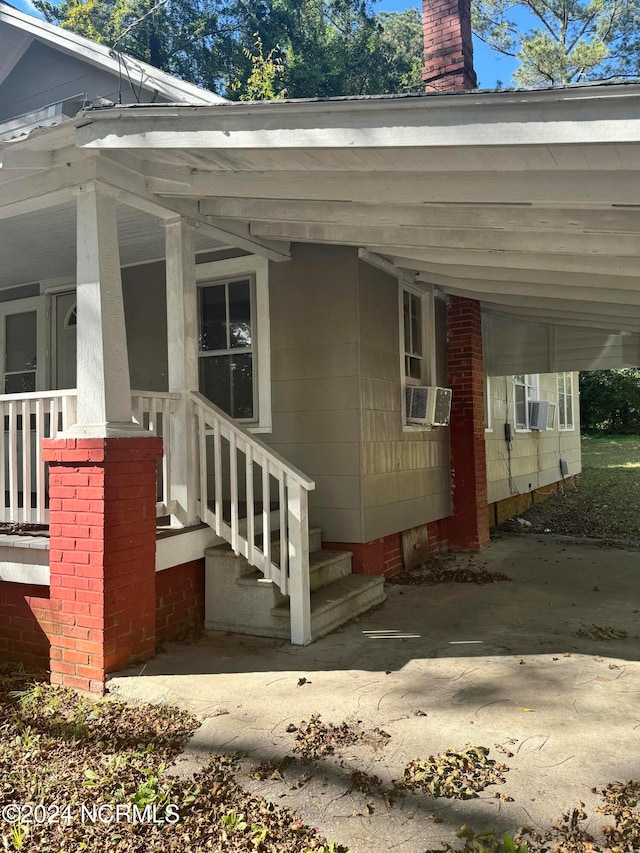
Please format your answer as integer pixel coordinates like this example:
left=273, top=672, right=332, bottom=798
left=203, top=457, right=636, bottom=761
left=513, top=374, right=538, bottom=430
left=403, top=287, right=424, bottom=382
left=557, top=372, right=574, bottom=430
left=196, top=256, right=271, bottom=432
left=199, top=277, right=254, bottom=420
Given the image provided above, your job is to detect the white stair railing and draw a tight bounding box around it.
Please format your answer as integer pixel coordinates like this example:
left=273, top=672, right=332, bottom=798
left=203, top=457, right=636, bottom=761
left=190, top=391, right=316, bottom=645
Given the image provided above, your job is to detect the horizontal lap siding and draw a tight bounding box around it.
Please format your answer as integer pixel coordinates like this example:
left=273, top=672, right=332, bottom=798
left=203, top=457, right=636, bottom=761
left=357, top=260, right=451, bottom=542
left=486, top=373, right=581, bottom=506
left=264, top=244, right=363, bottom=542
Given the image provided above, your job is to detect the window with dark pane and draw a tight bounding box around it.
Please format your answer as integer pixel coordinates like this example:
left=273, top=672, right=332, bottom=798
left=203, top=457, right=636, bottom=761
left=198, top=278, right=255, bottom=420
left=4, top=311, right=37, bottom=394
left=403, top=288, right=423, bottom=381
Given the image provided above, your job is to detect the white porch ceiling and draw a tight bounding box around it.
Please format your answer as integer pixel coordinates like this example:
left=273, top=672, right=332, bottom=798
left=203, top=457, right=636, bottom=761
left=0, top=200, right=224, bottom=288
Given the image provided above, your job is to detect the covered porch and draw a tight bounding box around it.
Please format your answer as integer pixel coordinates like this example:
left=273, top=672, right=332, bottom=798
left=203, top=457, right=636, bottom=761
left=2, top=81, right=640, bottom=689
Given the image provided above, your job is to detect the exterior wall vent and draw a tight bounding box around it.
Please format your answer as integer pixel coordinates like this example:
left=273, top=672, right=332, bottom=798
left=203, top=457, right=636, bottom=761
left=405, top=386, right=452, bottom=427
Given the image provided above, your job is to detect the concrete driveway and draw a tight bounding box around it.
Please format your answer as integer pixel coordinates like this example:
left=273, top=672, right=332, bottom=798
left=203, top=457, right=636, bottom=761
left=110, top=535, right=640, bottom=852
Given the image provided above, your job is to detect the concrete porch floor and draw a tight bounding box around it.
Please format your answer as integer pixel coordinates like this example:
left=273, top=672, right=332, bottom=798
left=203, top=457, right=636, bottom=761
left=110, top=536, right=640, bottom=852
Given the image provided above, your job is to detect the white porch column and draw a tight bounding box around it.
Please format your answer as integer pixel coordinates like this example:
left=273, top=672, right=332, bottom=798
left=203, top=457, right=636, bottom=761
left=165, top=216, right=199, bottom=526
left=68, top=182, right=139, bottom=436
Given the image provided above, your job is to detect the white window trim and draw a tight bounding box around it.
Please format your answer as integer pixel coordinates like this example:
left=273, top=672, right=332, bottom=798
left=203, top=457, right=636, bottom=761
left=558, top=371, right=575, bottom=432
left=196, top=256, right=271, bottom=434
left=399, top=279, right=437, bottom=431
left=484, top=375, right=493, bottom=432
left=513, top=373, right=539, bottom=432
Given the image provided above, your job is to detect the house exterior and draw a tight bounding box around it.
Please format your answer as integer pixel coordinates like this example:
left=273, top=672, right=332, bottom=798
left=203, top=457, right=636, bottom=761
left=0, top=0, right=636, bottom=692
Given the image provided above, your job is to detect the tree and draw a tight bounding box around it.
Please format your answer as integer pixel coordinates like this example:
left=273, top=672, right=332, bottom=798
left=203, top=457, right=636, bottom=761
left=580, top=370, right=640, bottom=434
left=34, top=0, right=424, bottom=99
left=471, top=0, right=640, bottom=87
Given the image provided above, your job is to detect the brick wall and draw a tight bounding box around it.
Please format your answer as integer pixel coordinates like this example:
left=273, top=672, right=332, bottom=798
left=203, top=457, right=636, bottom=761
left=323, top=534, right=402, bottom=578
left=447, top=296, right=490, bottom=551
left=423, top=0, right=477, bottom=91
left=156, top=559, right=205, bottom=641
left=0, top=582, right=55, bottom=671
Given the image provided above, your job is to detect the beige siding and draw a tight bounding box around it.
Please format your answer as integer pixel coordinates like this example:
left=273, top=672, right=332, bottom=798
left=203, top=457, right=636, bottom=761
left=122, top=262, right=168, bottom=392
left=357, top=259, right=451, bottom=542
left=486, top=373, right=582, bottom=505
left=262, top=244, right=363, bottom=541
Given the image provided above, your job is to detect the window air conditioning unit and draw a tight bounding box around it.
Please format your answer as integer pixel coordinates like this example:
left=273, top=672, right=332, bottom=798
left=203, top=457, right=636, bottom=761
left=405, top=386, right=452, bottom=427
left=528, top=400, right=553, bottom=430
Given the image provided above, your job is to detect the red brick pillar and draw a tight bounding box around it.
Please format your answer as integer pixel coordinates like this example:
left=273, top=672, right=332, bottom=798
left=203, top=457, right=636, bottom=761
left=447, top=296, right=489, bottom=551
left=423, top=0, right=477, bottom=92
left=42, top=436, right=162, bottom=693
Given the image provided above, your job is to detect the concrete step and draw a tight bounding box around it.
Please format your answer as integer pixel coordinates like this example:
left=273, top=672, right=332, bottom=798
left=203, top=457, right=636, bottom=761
left=272, top=574, right=387, bottom=641
left=270, top=527, right=323, bottom=564
left=308, top=548, right=352, bottom=591
left=237, top=548, right=352, bottom=594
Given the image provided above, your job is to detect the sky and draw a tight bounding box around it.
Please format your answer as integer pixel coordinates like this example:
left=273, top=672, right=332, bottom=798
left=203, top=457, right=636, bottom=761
left=11, top=0, right=519, bottom=89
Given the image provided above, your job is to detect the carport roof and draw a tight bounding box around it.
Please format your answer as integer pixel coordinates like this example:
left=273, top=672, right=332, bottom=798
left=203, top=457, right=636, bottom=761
left=3, top=81, right=640, bottom=372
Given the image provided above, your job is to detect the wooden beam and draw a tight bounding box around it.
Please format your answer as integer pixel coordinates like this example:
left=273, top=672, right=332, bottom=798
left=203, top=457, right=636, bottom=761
left=481, top=303, right=640, bottom=334
left=446, top=286, right=640, bottom=322
left=250, top=219, right=640, bottom=258
left=0, top=158, right=98, bottom=219
left=201, top=197, right=640, bottom=235
left=372, top=247, right=640, bottom=278
left=414, top=261, right=639, bottom=290
left=75, top=91, right=640, bottom=150
left=147, top=169, right=640, bottom=207
left=418, top=272, right=640, bottom=305
left=94, top=156, right=291, bottom=262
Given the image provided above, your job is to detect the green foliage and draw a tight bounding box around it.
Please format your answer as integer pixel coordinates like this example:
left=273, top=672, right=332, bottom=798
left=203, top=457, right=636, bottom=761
left=580, top=369, right=640, bottom=434
left=472, top=0, right=640, bottom=87
left=33, top=0, right=423, bottom=99
left=235, top=33, right=285, bottom=100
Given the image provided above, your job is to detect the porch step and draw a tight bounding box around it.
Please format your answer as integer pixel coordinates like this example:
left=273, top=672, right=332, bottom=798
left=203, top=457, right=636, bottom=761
left=269, top=527, right=323, bottom=564
left=204, top=534, right=386, bottom=642
left=272, top=574, right=386, bottom=642
left=238, top=548, right=352, bottom=593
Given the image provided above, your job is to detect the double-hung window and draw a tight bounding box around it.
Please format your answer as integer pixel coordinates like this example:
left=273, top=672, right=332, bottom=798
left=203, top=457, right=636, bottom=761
left=196, top=256, right=271, bottom=431
left=403, top=286, right=424, bottom=383
left=513, top=374, right=538, bottom=430
left=199, top=277, right=254, bottom=420
left=557, top=372, right=574, bottom=430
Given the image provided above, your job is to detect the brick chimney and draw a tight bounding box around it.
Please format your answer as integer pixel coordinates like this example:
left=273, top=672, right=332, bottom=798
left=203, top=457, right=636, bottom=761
left=423, top=0, right=477, bottom=92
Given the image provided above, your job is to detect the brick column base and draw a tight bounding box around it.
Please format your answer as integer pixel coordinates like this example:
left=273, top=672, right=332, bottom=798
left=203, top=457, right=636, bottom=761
left=42, top=437, right=162, bottom=693
left=447, top=296, right=490, bottom=551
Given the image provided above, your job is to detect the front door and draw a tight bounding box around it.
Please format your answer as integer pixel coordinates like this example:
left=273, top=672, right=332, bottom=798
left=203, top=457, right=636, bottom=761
left=54, top=291, right=77, bottom=390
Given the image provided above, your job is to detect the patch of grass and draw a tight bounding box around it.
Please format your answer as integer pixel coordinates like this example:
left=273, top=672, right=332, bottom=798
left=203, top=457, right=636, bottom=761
left=498, top=435, right=640, bottom=540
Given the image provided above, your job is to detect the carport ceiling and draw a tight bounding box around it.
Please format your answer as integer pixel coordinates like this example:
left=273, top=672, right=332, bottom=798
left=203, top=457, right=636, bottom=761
left=75, top=84, right=640, bottom=334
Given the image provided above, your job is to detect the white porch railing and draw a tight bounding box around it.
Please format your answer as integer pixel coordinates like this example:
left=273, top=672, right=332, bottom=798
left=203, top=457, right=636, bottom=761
left=0, top=390, right=77, bottom=524
left=190, top=391, right=316, bottom=645
left=0, top=389, right=179, bottom=525
left=131, top=390, right=180, bottom=517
